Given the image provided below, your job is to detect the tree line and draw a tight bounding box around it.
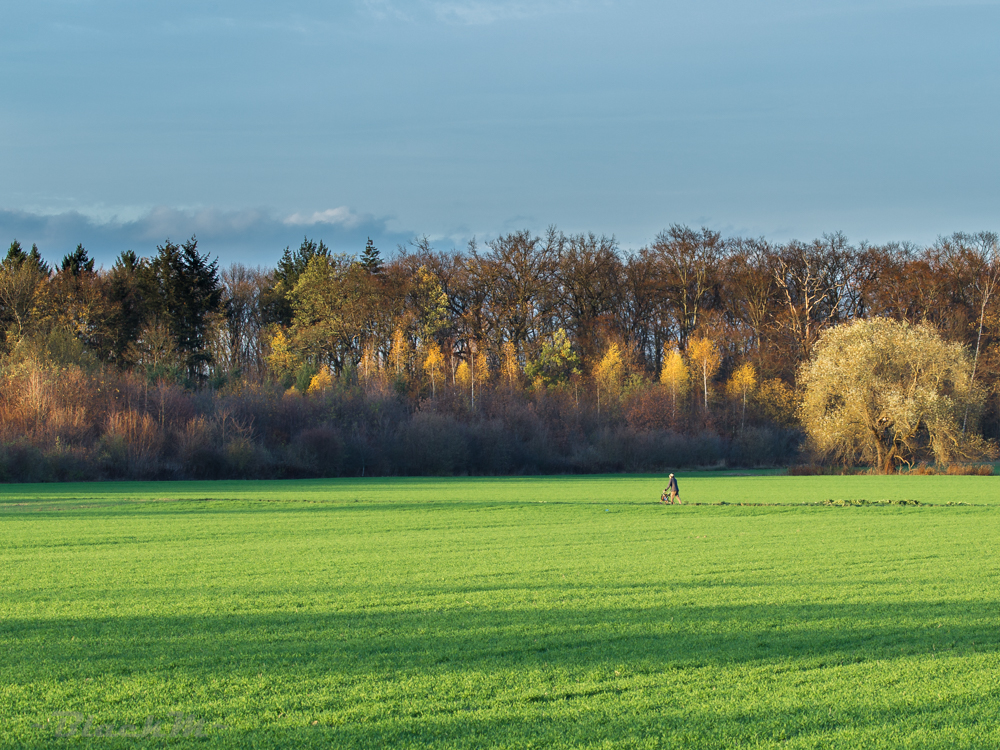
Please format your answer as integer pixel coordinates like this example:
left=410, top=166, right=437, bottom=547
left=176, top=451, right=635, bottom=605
left=0, top=226, right=997, bottom=480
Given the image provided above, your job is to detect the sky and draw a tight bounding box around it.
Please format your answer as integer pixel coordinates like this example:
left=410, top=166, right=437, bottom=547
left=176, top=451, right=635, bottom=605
left=2, top=0, right=1000, bottom=268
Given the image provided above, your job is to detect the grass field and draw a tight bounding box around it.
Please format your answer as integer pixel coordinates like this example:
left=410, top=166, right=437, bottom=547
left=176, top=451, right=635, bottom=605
left=2, top=474, right=999, bottom=748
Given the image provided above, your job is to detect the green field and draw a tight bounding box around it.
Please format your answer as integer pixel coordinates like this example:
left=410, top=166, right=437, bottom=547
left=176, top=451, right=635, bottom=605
left=2, top=474, right=999, bottom=748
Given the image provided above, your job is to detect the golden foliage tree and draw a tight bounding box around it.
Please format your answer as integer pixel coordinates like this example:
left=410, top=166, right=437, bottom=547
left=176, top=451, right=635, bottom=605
left=359, top=340, right=380, bottom=383
left=307, top=367, right=333, bottom=395
left=687, top=336, right=721, bottom=409
left=799, top=318, right=995, bottom=473
left=473, top=346, right=490, bottom=390
left=265, top=327, right=300, bottom=383
left=500, top=340, right=521, bottom=387
left=726, top=362, right=757, bottom=431
left=659, top=345, right=690, bottom=421
left=389, top=325, right=411, bottom=378
left=0, top=254, right=45, bottom=344
left=423, top=341, right=445, bottom=397
left=455, top=360, right=472, bottom=392
left=755, top=378, right=798, bottom=427
left=593, top=342, right=625, bottom=414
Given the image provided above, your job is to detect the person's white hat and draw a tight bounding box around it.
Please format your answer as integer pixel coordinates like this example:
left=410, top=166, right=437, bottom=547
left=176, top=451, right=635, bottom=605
left=669, top=473, right=674, bottom=477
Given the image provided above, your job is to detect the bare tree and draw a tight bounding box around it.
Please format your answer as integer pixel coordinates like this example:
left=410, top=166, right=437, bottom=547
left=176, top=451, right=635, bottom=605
left=771, top=233, right=853, bottom=369
left=219, top=264, right=270, bottom=380
left=0, top=257, right=46, bottom=345
left=649, top=225, right=724, bottom=349
left=552, top=232, right=622, bottom=366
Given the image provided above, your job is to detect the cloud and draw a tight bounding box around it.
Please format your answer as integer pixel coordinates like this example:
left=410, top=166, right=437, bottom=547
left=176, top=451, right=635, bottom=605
left=284, top=206, right=368, bottom=229
left=430, top=1, right=535, bottom=24
left=0, top=206, right=415, bottom=268
left=361, top=0, right=415, bottom=22
left=361, top=0, right=603, bottom=26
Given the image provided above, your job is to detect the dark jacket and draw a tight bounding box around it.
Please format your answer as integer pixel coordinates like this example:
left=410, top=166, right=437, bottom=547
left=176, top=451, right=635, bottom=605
left=668, top=476, right=679, bottom=494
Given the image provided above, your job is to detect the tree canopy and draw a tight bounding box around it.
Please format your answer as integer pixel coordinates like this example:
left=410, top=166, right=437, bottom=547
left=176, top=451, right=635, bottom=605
left=798, top=318, right=996, bottom=472
left=1, top=226, right=1000, bottom=479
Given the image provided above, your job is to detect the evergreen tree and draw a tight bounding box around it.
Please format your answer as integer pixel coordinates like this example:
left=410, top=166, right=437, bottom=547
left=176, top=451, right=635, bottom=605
left=359, top=238, right=383, bottom=274
left=263, top=237, right=330, bottom=326
left=149, top=236, right=222, bottom=380
left=103, top=250, right=148, bottom=366
left=60, top=244, right=95, bottom=276
left=5, top=240, right=49, bottom=276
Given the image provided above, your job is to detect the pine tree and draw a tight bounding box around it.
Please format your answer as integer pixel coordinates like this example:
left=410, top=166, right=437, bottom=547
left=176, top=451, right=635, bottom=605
left=150, top=236, right=222, bottom=380
left=359, top=238, right=384, bottom=274
left=5, top=240, right=49, bottom=276
left=60, top=244, right=95, bottom=276
left=104, top=250, right=147, bottom=366
left=264, top=237, right=330, bottom=326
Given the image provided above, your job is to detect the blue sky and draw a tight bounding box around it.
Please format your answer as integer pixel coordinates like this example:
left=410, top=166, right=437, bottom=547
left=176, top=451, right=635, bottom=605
left=2, top=1, right=999, bottom=267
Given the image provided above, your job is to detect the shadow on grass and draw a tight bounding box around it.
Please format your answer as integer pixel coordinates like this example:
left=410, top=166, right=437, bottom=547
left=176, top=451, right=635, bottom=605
left=6, top=596, right=999, bottom=747
left=5, top=597, right=997, bottom=678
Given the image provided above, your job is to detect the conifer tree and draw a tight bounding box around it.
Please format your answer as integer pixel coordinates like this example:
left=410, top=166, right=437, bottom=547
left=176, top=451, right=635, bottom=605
left=60, top=244, right=95, bottom=276
left=149, top=236, right=222, bottom=380
left=264, top=237, right=330, bottom=326
left=5, top=240, right=49, bottom=276
left=359, top=238, right=384, bottom=275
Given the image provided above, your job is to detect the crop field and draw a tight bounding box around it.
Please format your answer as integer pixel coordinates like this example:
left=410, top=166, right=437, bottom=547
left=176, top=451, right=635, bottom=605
left=2, top=474, right=999, bottom=748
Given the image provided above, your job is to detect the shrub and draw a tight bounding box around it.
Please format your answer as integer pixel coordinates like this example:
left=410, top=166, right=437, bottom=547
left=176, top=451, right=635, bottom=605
left=0, top=440, right=49, bottom=482
left=398, top=412, right=470, bottom=475
left=289, top=426, right=344, bottom=477
left=945, top=463, right=995, bottom=476
left=788, top=465, right=827, bottom=476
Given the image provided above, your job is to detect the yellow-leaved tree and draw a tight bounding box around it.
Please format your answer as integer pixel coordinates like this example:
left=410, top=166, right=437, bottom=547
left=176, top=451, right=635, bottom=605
left=659, top=345, right=690, bottom=421
left=687, top=336, right=721, bottom=410
left=389, top=326, right=411, bottom=378
left=593, top=342, right=625, bottom=415
left=359, top=341, right=380, bottom=384
left=799, top=318, right=996, bottom=473
left=756, top=378, right=798, bottom=427
left=423, top=341, right=445, bottom=397
left=307, top=367, right=333, bottom=395
left=726, top=362, right=757, bottom=431
left=474, top=346, right=490, bottom=390
left=455, top=360, right=472, bottom=392
left=500, top=340, right=521, bottom=387
left=265, top=327, right=301, bottom=385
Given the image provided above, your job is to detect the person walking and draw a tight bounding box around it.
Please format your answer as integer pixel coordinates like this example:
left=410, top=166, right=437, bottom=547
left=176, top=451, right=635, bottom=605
left=662, top=473, right=680, bottom=505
